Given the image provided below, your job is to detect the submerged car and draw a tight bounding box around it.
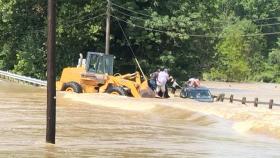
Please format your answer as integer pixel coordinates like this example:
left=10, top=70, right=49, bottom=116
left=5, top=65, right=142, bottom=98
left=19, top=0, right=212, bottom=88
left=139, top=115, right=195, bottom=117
left=180, top=86, right=214, bottom=102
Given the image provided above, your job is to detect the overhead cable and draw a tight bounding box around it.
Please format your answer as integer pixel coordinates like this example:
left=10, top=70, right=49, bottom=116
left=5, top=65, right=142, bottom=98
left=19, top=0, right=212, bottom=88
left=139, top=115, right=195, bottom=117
left=111, top=2, right=152, bottom=18
left=62, top=7, right=106, bottom=22
left=258, top=22, right=280, bottom=27
left=112, top=15, right=280, bottom=37
left=252, top=16, right=280, bottom=22
left=2, top=13, right=106, bottom=39
left=111, top=15, right=217, bottom=38
left=240, top=31, right=280, bottom=36
left=112, top=2, right=280, bottom=25
left=112, top=8, right=280, bottom=29
left=63, top=13, right=105, bottom=29
left=111, top=7, right=148, bottom=21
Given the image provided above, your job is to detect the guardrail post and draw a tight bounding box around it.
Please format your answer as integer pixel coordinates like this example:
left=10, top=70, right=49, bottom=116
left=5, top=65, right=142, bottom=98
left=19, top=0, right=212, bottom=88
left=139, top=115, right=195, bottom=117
left=269, top=99, right=273, bottom=109
left=254, top=98, right=258, bottom=107
left=216, top=94, right=221, bottom=102
left=229, top=94, right=233, bottom=103
left=221, top=94, right=225, bottom=102
left=242, top=97, right=246, bottom=104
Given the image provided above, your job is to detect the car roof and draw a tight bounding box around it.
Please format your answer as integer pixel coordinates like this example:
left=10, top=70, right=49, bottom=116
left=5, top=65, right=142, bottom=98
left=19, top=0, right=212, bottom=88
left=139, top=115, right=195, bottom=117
left=187, top=86, right=210, bottom=90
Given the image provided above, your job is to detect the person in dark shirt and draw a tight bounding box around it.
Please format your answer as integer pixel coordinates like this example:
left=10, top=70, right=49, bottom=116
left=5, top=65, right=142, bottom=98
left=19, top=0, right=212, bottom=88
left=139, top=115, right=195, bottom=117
left=148, top=69, right=160, bottom=91
left=170, top=77, right=181, bottom=94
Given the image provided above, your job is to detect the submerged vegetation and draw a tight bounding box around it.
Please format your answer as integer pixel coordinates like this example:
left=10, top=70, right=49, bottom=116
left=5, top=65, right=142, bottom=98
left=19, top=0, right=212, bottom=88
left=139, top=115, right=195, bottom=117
left=0, top=0, right=279, bottom=82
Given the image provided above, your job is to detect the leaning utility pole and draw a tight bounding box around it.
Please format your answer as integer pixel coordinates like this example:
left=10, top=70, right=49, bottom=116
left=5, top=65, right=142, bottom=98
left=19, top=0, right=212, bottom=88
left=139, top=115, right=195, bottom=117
left=46, top=0, right=56, bottom=144
left=105, top=0, right=111, bottom=55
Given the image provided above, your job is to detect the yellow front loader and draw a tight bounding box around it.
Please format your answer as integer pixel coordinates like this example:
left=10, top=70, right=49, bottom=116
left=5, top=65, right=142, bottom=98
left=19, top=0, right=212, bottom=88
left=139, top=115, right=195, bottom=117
left=56, top=52, right=154, bottom=98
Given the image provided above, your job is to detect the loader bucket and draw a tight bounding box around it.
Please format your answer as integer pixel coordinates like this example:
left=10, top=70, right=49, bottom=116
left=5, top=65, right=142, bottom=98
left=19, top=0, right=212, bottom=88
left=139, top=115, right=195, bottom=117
left=139, top=80, right=155, bottom=98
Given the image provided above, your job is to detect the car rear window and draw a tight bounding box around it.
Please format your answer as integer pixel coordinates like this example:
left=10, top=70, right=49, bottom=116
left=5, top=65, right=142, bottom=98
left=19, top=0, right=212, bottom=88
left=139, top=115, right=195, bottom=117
left=189, top=89, right=211, bottom=99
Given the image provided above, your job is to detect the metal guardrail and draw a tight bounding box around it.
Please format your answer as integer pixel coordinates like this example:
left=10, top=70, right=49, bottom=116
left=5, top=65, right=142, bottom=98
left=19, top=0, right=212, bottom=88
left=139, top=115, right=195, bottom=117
left=0, top=70, right=47, bottom=87
left=215, top=93, right=280, bottom=109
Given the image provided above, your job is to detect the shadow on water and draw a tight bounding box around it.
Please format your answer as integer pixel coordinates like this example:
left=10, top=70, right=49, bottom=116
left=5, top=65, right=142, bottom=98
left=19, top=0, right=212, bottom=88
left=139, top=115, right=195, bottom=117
left=0, top=80, right=280, bottom=157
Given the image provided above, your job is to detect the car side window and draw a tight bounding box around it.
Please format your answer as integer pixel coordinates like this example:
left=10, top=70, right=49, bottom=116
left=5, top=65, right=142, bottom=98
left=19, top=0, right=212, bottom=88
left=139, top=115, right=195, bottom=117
left=200, top=91, right=208, bottom=97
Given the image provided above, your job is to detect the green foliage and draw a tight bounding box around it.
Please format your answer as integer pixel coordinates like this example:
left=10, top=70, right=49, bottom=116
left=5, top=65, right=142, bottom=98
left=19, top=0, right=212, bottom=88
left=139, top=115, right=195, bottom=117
left=0, top=43, right=14, bottom=70
left=207, top=20, right=265, bottom=81
left=203, top=68, right=227, bottom=81
left=13, top=33, right=46, bottom=79
left=269, top=38, right=280, bottom=65
left=252, top=63, right=278, bottom=83
left=0, top=0, right=279, bottom=83
left=264, top=38, right=280, bottom=83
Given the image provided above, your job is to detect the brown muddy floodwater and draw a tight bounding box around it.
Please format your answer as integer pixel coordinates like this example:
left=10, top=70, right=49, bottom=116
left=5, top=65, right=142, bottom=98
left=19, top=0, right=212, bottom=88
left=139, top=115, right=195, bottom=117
left=0, top=80, right=280, bottom=158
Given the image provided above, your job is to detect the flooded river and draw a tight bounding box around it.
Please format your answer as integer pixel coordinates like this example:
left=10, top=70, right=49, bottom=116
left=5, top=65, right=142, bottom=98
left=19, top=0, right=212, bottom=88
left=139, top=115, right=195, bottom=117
left=0, top=80, right=280, bottom=157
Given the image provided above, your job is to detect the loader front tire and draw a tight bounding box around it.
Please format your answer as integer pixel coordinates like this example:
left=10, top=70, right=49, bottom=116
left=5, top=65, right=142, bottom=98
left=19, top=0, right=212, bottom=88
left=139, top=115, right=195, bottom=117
left=106, top=86, right=127, bottom=96
left=62, top=82, right=82, bottom=93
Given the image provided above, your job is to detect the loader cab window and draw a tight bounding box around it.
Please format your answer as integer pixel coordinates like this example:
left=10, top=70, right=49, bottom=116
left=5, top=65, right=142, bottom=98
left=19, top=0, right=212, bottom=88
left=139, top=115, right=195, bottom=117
left=86, top=53, right=114, bottom=75
left=88, top=54, right=99, bottom=72
left=103, top=56, right=114, bottom=75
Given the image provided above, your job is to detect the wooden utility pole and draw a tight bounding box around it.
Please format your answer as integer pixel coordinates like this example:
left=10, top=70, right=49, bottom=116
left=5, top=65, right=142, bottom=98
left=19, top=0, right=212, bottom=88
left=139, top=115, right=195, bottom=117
left=46, top=0, right=56, bottom=144
left=105, top=0, right=111, bottom=54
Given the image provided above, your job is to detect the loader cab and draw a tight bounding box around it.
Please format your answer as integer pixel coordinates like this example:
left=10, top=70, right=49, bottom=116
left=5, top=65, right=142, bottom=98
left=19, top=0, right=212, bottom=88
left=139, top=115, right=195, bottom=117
left=85, top=52, right=114, bottom=75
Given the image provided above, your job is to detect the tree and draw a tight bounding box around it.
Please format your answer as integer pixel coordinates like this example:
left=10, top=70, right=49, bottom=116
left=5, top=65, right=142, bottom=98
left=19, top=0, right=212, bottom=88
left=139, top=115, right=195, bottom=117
left=206, top=20, right=265, bottom=81
left=268, top=38, right=280, bottom=82
left=0, top=0, right=279, bottom=83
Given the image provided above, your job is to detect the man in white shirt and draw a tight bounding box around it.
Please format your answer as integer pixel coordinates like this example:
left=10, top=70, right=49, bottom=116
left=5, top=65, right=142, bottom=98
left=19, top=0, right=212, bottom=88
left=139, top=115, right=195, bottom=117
left=156, top=68, right=169, bottom=98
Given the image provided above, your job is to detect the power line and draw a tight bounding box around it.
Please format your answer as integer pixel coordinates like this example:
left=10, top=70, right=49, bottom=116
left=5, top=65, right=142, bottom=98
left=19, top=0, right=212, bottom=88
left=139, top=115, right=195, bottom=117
left=112, top=7, right=148, bottom=21
left=4, top=4, right=106, bottom=25
left=62, top=4, right=106, bottom=21
left=112, top=2, right=280, bottom=25
left=112, top=4, right=210, bottom=25
left=252, top=16, right=280, bottom=22
left=212, top=21, right=280, bottom=29
left=7, top=7, right=106, bottom=30
left=112, top=8, right=280, bottom=30
left=111, top=2, right=152, bottom=18
left=2, top=13, right=106, bottom=40
left=2, top=10, right=279, bottom=41
left=112, top=15, right=280, bottom=38
left=63, top=13, right=105, bottom=29
left=258, top=22, right=280, bottom=27
left=111, top=15, right=217, bottom=38
left=62, top=8, right=105, bottom=23
left=241, top=32, right=280, bottom=37
left=2, top=28, right=45, bottom=39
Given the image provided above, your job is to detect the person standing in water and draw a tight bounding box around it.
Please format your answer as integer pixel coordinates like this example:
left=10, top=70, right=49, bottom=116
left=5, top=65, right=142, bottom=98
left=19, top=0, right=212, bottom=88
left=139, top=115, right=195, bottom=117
left=149, top=68, right=160, bottom=91
left=170, top=77, right=181, bottom=95
left=156, top=68, right=169, bottom=98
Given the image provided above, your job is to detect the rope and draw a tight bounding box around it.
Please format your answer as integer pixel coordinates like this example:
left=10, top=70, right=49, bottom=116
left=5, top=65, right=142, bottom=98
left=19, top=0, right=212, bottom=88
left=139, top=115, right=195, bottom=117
left=115, top=18, right=147, bottom=80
